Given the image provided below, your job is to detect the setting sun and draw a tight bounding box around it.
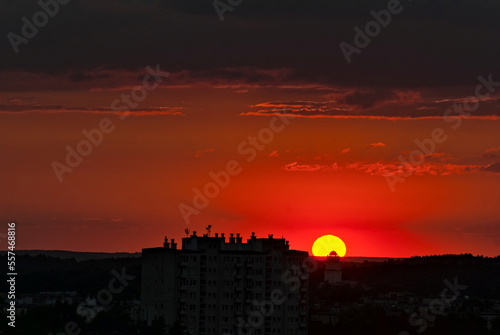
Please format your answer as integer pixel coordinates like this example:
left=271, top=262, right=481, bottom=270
left=312, top=235, right=347, bottom=257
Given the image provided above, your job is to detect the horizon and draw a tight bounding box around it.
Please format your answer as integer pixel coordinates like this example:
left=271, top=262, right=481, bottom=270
left=7, top=248, right=499, bottom=260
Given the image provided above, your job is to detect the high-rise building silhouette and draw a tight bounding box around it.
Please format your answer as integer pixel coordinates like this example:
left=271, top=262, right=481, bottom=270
left=142, top=231, right=309, bottom=335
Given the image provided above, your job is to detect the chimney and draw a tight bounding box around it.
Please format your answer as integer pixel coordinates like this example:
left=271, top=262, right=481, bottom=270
left=170, top=239, right=177, bottom=250
left=192, top=231, right=197, bottom=237
left=251, top=232, right=256, bottom=240
left=268, top=234, right=273, bottom=239
left=285, top=240, right=289, bottom=250
left=215, top=233, right=219, bottom=238
left=229, top=233, right=235, bottom=243
left=163, top=236, right=169, bottom=248
left=236, top=233, right=242, bottom=243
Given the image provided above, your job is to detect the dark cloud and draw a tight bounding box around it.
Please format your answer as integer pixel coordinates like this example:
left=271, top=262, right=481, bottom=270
left=327, top=89, right=400, bottom=109
left=0, top=103, right=184, bottom=116
left=1, top=0, right=500, bottom=89
left=244, top=89, right=500, bottom=118
left=70, top=72, right=110, bottom=82
left=342, top=90, right=395, bottom=109
left=482, top=162, right=500, bottom=173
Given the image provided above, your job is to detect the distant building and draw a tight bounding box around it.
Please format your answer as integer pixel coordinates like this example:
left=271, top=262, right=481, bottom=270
left=324, top=251, right=342, bottom=284
left=310, top=313, right=339, bottom=325
left=16, top=291, right=82, bottom=306
left=142, top=232, right=309, bottom=335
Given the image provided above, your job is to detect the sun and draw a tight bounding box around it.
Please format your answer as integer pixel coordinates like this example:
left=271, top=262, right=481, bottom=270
left=312, top=235, right=347, bottom=257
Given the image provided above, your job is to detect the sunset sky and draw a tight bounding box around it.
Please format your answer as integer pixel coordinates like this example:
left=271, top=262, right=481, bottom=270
left=1, top=0, right=499, bottom=257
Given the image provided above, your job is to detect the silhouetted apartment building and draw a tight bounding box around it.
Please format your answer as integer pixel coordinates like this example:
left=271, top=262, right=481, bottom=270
left=142, top=231, right=309, bottom=335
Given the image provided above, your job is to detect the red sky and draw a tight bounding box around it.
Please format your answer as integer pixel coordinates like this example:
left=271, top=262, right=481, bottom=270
left=1, top=76, right=499, bottom=257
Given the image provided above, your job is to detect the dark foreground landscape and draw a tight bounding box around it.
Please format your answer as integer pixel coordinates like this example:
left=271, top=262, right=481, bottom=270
left=1, top=252, right=499, bottom=335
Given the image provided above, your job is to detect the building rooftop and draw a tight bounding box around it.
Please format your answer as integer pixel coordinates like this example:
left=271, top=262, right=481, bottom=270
left=142, top=231, right=309, bottom=255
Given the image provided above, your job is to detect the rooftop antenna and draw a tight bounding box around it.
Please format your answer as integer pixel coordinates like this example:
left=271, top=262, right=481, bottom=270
left=206, top=225, right=212, bottom=236
left=185, top=227, right=190, bottom=236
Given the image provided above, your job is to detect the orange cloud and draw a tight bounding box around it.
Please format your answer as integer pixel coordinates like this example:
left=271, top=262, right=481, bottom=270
left=482, top=162, right=500, bottom=173
left=188, top=148, right=215, bottom=158
left=283, top=161, right=489, bottom=176
left=485, top=146, right=500, bottom=153
left=367, top=142, right=386, bottom=148
left=284, top=162, right=339, bottom=172
left=398, top=151, right=455, bottom=163
left=325, top=88, right=422, bottom=110
left=348, top=162, right=485, bottom=176
left=240, top=110, right=500, bottom=120
left=0, top=105, right=185, bottom=116
left=341, top=148, right=351, bottom=154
